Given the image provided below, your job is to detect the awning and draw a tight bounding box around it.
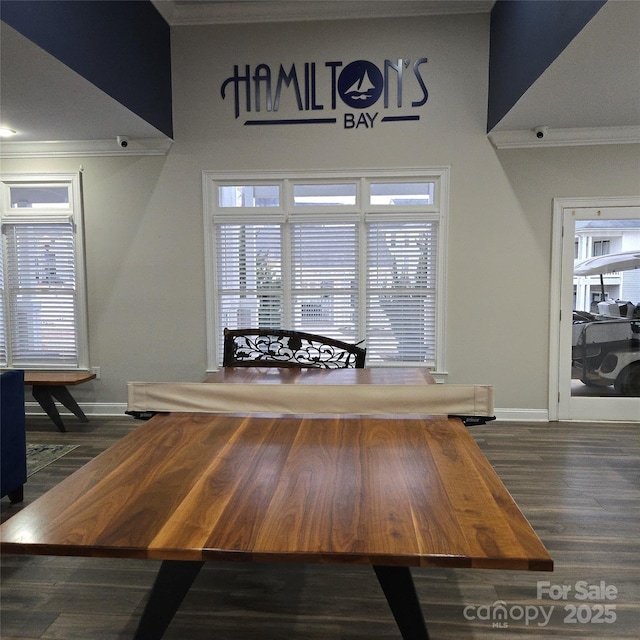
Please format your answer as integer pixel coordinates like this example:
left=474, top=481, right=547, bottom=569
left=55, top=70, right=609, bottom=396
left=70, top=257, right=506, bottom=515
left=574, top=250, right=640, bottom=276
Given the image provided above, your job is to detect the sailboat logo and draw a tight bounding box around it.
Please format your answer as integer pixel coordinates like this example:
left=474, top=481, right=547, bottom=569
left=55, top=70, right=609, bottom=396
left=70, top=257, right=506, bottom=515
left=338, top=60, right=383, bottom=109
left=346, top=69, right=376, bottom=100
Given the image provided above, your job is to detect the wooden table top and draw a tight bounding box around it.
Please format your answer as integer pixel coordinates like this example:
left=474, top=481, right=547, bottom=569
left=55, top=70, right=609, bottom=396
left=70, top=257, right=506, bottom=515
left=204, top=366, right=436, bottom=385
left=22, top=371, right=96, bottom=386
left=0, top=412, right=552, bottom=572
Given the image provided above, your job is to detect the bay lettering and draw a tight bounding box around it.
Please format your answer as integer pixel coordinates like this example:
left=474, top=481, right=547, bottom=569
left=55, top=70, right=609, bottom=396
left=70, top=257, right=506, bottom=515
left=344, top=112, right=379, bottom=129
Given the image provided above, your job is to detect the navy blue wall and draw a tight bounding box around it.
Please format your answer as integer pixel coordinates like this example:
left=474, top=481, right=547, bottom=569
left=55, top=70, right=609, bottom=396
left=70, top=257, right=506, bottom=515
left=1, top=0, right=173, bottom=138
left=487, top=0, right=606, bottom=132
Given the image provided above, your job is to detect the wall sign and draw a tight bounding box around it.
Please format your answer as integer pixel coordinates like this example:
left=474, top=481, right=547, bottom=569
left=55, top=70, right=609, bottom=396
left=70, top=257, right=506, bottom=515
left=221, top=58, right=428, bottom=129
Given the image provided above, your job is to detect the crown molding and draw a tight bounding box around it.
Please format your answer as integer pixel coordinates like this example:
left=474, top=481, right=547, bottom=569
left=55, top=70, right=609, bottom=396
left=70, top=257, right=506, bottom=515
left=0, top=138, right=173, bottom=159
left=152, top=1, right=494, bottom=26
left=488, top=125, right=640, bottom=149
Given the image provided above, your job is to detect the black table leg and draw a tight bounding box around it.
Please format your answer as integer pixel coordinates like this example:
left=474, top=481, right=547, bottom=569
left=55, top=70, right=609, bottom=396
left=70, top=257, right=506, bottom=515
left=134, top=560, right=204, bottom=640
left=32, top=386, right=66, bottom=432
left=136, top=562, right=427, bottom=640
left=374, top=565, right=430, bottom=640
left=32, top=385, right=89, bottom=433
left=50, top=385, right=90, bottom=422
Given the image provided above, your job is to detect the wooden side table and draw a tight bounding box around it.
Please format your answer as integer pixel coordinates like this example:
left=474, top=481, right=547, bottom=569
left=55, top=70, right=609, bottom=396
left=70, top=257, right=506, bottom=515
left=23, top=371, right=96, bottom=432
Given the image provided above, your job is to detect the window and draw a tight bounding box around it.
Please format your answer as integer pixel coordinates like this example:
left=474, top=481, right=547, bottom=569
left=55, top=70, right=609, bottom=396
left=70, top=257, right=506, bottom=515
left=204, top=170, right=448, bottom=370
left=592, top=239, right=610, bottom=257
left=0, top=174, right=89, bottom=369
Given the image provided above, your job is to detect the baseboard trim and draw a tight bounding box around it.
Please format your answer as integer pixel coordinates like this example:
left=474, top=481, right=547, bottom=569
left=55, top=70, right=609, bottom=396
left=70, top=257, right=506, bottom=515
left=494, top=408, right=549, bottom=422
left=26, top=402, right=550, bottom=422
left=26, top=402, right=128, bottom=418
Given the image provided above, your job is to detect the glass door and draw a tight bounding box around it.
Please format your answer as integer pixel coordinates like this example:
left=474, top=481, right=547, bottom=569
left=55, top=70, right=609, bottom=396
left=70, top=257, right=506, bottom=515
left=557, top=204, right=640, bottom=421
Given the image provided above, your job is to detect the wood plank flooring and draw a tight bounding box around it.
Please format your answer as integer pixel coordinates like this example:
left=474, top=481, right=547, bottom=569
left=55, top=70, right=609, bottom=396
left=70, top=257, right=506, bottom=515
left=1, top=416, right=638, bottom=639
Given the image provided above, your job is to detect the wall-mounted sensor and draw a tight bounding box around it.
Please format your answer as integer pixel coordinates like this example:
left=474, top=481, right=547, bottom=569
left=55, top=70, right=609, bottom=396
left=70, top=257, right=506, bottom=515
left=117, top=135, right=130, bottom=148
left=534, top=126, right=549, bottom=139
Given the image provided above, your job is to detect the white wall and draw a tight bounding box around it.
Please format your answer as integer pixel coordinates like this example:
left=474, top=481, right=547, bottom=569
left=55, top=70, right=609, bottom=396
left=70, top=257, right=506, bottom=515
left=3, top=14, right=639, bottom=414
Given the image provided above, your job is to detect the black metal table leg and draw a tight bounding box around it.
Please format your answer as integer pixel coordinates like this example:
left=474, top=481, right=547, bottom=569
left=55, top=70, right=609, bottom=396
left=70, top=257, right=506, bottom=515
left=31, top=386, right=66, bottom=432
left=374, top=565, right=430, bottom=640
left=135, top=562, right=428, bottom=639
left=31, top=385, right=89, bottom=432
left=48, top=385, right=89, bottom=422
left=134, top=560, right=204, bottom=640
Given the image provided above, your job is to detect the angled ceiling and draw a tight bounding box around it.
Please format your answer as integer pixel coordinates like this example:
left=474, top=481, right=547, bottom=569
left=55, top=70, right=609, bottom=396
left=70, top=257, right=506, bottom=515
left=491, top=0, right=640, bottom=131
left=0, top=0, right=638, bottom=152
left=0, top=21, right=166, bottom=142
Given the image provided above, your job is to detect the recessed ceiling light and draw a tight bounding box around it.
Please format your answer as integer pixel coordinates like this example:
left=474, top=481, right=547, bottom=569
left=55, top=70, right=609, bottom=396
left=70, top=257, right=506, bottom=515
left=0, top=127, right=17, bottom=137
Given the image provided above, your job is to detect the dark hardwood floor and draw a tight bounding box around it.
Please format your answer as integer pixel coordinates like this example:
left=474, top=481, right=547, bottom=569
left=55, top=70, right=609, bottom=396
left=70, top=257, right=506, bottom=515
left=1, top=416, right=638, bottom=639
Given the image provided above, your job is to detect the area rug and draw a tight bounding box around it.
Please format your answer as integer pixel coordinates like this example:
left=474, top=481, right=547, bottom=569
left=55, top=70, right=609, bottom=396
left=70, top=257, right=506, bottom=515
left=26, top=443, right=79, bottom=477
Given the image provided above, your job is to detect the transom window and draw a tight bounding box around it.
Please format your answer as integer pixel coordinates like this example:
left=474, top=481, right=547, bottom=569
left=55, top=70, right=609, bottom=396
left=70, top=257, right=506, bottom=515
left=203, top=170, right=448, bottom=370
left=0, top=174, right=89, bottom=369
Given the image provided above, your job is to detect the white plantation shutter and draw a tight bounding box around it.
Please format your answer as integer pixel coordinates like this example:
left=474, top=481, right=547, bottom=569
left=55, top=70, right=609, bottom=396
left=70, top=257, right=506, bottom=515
left=4, top=221, right=79, bottom=366
left=367, top=221, right=438, bottom=365
left=205, top=171, right=448, bottom=370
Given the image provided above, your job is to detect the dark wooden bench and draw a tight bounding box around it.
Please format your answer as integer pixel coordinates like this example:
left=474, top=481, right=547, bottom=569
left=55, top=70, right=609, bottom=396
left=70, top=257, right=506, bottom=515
left=223, top=328, right=366, bottom=369
left=23, top=371, right=96, bottom=432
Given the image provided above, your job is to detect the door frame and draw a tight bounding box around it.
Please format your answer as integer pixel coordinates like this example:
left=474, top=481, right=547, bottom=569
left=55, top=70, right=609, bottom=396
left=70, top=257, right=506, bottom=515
left=549, top=196, right=640, bottom=420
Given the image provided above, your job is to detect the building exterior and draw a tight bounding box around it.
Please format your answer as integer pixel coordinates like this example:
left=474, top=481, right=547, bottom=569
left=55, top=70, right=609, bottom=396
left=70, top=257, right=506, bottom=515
left=574, top=221, right=640, bottom=312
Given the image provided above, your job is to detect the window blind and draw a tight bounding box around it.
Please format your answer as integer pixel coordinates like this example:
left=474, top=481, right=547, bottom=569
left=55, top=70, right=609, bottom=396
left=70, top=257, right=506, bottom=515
left=215, top=219, right=437, bottom=363
left=366, top=221, right=438, bottom=365
left=0, top=239, right=6, bottom=366
left=216, top=224, right=283, bottom=357
left=3, top=222, right=79, bottom=366
left=291, top=222, right=358, bottom=342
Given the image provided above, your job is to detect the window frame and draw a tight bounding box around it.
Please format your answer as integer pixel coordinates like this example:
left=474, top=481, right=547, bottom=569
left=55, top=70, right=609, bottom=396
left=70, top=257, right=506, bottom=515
left=0, top=173, right=89, bottom=370
left=203, top=168, right=449, bottom=373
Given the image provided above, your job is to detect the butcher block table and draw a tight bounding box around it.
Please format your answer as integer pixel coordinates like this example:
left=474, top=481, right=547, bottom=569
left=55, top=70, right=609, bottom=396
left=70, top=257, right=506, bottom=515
left=0, top=407, right=553, bottom=639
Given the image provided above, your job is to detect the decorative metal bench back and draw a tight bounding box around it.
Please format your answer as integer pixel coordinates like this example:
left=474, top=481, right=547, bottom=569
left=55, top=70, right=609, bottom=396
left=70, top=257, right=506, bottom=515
left=223, top=328, right=366, bottom=368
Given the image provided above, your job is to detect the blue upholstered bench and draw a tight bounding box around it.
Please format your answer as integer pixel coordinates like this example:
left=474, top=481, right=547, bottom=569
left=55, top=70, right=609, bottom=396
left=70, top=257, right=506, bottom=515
left=1, top=370, right=27, bottom=503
